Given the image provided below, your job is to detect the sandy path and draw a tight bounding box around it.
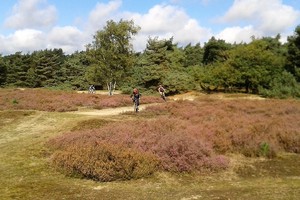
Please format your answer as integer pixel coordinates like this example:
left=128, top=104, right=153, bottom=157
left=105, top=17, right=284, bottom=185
left=66, top=92, right=263, bottom=116
left=67, top=104, right=156, bottom=116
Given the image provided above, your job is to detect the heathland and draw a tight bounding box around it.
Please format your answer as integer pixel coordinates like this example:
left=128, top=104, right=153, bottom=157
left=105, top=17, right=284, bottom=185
left=0, top=88, right=299, bottom=200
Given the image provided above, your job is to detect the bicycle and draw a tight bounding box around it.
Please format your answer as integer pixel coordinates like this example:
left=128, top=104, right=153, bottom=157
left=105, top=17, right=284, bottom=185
left=88, top=85, right=95, bottom=94
left=158, top=85, right=166, bottom=102
left=88, top=88, right=95, bottom=94
left=133, top=97, right=139, bottom=112
left=160, top=92, right=166, bottom=101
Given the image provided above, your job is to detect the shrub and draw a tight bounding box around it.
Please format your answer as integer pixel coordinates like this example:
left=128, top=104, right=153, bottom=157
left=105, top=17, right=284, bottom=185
left=46, top=94, right=300, bottom=182
left=147, top=129, right=228, bottom=172
left=144, top=98, right=300, bottom=158
left=277, top=131, right=300, bottom=153
left=230, top=126, right=277, bottom=158
left=259, top=71, right=300, bottom=99
left=12, top=98, right=18, bottom=104
left=48, top=117, right=230, bottom=175
left=50, top=142, right=159, bottom=182
left=259, top=142, right=271, bottom=157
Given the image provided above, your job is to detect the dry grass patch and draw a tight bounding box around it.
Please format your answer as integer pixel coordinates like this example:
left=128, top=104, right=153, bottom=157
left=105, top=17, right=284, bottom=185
left=0, top=110, right=35, bottom=127
left=71, top=119, right=113, bottom=131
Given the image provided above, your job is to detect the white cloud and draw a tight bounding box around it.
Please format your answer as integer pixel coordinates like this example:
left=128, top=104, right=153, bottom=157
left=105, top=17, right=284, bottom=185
left=216, top=26, right=262, bottom=43
left=124, top=4, right=212, bottom=51
left=86, top=0, right=122, bottom=34
left=0, top=29, right=46, bottom=54
left=135, top=5, right=190, bottom=33
left=0, top=26, right=87, bottom=55
left=220, top=0, right=300, bottom=35
left=4, top=0, right=57, bottom=30
left=2, top=0, right=298, bottom=55
left=47, top=26, right=87, bottom=53
left=173, top=19, right=212, bottom=44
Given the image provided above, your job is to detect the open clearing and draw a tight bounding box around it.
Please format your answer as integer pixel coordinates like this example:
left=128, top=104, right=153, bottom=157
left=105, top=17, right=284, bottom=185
left=0, top=92, right=299, bottom=200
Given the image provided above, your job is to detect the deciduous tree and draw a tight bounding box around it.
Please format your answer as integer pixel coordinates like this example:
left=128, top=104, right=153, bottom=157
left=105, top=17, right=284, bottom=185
left=86, top=19, right=140, bottom=95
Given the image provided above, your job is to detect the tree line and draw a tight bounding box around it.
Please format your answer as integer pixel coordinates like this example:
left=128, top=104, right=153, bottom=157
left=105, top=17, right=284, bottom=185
left=0, top=19, right=300, bottom=98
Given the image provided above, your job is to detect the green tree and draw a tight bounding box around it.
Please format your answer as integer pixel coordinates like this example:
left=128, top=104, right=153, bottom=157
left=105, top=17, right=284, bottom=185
left=86, top=19, right=140, bottom=94
left=164, top=70, right=195, bottom=94
left=31, top=49, right=65, bottom=87
left=134, top=37, right=174, bottom=90
left=209, top=62, right=240, bottom=92
left=61, top=51, right=89, bottom=90
left=261, top=34, right=286, bottom=55
left=183, top=43, right=204, bottom=67
left=228, top=39, right=285, bottom=93
left=0, top=55, right=7, bottom=86
left=259, top=71, right=300, bottom=98
left=3, top=52, right=32, bottom=87
left=286, top=25, right=300, bottom=82
left=203, top=37, right=231, bottom=65
left=190, top=64, right=224, bottom=92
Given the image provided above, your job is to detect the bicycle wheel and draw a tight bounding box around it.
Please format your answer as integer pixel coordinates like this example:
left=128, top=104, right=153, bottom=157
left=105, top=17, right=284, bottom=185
left=135, top=105, right=139, bottom=112
left=133, top=99, right=138, bottom=112
left=161, top=93, right=166, bottom=101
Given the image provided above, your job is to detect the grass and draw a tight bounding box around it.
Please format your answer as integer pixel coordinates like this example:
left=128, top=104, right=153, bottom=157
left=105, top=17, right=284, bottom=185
left=0, top=89, right=300, bottom=199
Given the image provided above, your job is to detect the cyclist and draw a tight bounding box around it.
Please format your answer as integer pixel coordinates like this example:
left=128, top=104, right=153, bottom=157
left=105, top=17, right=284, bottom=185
left=158, top=84, right=166, bottom=101
left=88, top=85, right=95, bottom=94
left=130, top=88, right=141, bottom=112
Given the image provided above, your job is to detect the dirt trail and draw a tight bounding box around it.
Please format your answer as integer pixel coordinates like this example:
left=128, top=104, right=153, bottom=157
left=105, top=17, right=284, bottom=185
left=67, top=92, right=264, bottom=116
left=67, top=104, right=157, bottom=116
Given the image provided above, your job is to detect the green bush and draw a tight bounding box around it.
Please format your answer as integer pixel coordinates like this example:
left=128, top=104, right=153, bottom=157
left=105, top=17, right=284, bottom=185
left=259, top=142, right=276, bottom=158
left=12, top=98, right=18, bottom=104
left=259, top=71, right=300, bottom=99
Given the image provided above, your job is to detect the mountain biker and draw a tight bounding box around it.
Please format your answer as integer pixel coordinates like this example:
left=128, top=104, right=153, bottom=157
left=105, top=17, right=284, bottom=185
left=158, top=85, right=166, bottom=101
left=130, top=88, right=141, bottom=110
left=89, top=85, right=95, bottom=93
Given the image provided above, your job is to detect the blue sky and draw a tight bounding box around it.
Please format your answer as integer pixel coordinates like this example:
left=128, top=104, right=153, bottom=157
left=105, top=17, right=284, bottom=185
left=0, top=0, right=299, bottom=55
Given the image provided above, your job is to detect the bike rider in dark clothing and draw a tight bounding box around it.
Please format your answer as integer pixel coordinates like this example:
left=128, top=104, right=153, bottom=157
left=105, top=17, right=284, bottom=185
left=130, top=88, right=141, bottom=107
left=158, top=84, right=166, bottom=101
left=88, top=85, right=95, bottom=93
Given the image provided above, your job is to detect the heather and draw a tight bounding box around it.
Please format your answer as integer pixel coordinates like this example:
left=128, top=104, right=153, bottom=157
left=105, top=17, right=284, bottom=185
left=47, top=97, right=299, bottom=182
left=145, top=99, right=300, bottom=156
left=1, top=91, right=300, bottom=199
left=50, top=142, right=159, bottom=182
left=0, top=88, right=161, bottom=112
left=48, top=118, right=229, bottom=177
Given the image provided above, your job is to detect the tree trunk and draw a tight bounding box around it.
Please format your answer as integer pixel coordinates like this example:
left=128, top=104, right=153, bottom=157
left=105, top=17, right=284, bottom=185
left=107, top=81, right=116, bottom=95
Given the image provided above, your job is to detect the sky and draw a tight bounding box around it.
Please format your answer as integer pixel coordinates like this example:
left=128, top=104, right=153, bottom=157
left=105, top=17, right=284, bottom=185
left=0, top=0, right=299, bottom=55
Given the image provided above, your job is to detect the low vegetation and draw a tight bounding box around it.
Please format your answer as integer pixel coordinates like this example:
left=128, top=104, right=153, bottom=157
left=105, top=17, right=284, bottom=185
left=1, top=88, right=299, bottom=199
left=46, top=92, right=300, bottom=182
left=0, top=88, right=161, bottom=112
